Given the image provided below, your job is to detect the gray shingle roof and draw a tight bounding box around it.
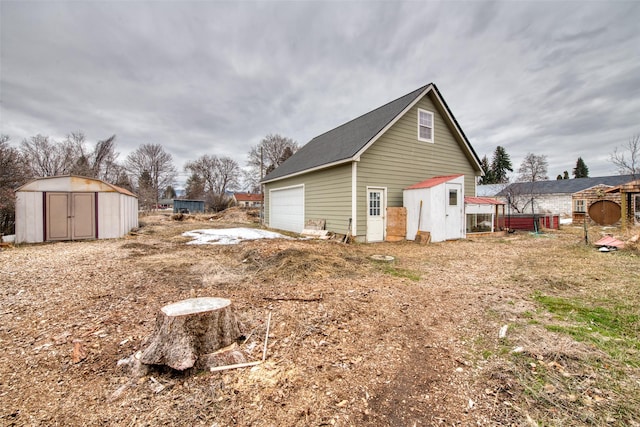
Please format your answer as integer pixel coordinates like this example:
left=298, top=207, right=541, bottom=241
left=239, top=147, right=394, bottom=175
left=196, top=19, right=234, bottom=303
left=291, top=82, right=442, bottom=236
left=262, top=83, right=442, bottom=183
left=496, top=175, right=637, bottom=196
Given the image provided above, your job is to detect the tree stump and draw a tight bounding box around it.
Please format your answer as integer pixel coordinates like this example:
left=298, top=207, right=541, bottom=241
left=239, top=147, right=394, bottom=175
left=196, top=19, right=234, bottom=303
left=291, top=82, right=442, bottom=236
left=139, top=297, right=243, bottom=371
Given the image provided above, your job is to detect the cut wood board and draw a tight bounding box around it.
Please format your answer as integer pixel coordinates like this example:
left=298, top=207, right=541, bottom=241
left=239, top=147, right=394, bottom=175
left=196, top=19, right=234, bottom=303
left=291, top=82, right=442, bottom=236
left=304, top=219, right=326, bottom=231
left=415, top=231, right=431, bottom=244
left=386, top=207, right=407, bottom=241
left=301, top=229, right=330, bottom=239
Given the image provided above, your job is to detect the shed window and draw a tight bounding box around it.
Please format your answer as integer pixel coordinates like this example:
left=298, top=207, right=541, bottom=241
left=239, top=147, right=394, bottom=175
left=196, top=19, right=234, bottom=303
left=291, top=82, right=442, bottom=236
left=449, top=189, right=458, bottom=206
left=574, top=199, right=585, bottom=212
left=418, top=109, right=434, bottom=143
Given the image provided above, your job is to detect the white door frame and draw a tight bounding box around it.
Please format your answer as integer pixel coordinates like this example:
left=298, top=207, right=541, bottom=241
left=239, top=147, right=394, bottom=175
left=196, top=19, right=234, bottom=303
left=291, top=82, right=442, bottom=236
left=445, top=183, right=462, bottom=239
left=366, top=186, right=386, bottom=242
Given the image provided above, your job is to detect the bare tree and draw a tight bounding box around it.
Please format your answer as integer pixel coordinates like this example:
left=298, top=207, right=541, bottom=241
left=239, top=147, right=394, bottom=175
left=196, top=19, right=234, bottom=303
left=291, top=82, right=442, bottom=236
left=0, top=135, right=30, bottom=234
left=184, top=155, right=240, bottom=211
left=518, top=153, right=548, bottom=182
left=126, top=144, right=176, bottom=209
left=245, top=134, right=298, bottom=190
left=610, top=134, right=640, bottom=177
left=518, top=153, right=548, bottom=216
left=65, top=133, right=119, bottom=181
left=20, top=134, right=75, bottom=177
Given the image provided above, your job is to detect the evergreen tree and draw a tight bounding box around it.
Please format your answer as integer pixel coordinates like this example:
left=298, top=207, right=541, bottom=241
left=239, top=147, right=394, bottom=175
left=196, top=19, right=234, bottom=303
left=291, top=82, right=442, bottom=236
left=563, top=170, right=569, bottom=179
left=185, top=173, right=206, bottom=200
left=163, top=185, right=176, bottom=199
left=573, top=157, right=589, bottom=178
left=479, top=155, right=495, bottom=184
left=137, top=170, right=156, bottom=210
left=491, top=146, right=513, bottom=183
left=556, top=174, right=563, bottom=180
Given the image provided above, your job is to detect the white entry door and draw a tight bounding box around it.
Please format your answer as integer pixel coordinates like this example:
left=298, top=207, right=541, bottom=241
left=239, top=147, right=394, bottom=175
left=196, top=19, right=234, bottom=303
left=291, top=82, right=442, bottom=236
left=445, top=183, right=462, bottom=239
left=366, top=188, right=385, bottom=242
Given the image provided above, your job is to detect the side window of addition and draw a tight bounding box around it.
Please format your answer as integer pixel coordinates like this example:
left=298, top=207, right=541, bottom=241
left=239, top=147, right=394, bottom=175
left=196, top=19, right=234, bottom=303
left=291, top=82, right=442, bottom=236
left=418, top=109, right=434, bottom=143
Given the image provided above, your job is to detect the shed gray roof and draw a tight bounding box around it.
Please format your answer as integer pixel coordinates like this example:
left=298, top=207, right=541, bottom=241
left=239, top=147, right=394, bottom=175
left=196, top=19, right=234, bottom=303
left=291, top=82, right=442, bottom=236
left=496, top=175, right=636, bottom=196
left=262, top=83, right=481, bottom=183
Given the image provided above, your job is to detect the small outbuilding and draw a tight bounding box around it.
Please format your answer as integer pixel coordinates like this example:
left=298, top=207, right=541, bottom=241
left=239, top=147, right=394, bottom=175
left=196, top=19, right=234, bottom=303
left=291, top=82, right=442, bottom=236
left=464, top=196, right=505, bottom=234
left=173, top=199, right=205, bottom=214
left=403, top=174, right=465, bottom=242
left=15, top=175, right=138, bottom=244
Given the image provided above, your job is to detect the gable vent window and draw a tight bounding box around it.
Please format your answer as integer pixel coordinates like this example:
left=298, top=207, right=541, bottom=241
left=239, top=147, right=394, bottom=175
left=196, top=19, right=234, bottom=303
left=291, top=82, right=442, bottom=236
left=418, top=109, right=434, bottom=143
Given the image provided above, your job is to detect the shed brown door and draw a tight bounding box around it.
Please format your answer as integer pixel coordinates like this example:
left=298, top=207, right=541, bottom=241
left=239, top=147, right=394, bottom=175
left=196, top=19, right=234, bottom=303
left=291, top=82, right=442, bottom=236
left=588, top=200, right=621, bottom=226
left=46, top=192, right=96, bottom=241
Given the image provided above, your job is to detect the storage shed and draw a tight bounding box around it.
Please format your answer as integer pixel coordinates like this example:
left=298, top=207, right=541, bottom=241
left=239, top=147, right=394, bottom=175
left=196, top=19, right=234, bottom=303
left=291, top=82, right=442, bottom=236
left=15, top=175, right=138, bottom=244
left=173, top=199, right=205, bottom=214
left=572, top=184, right=620, bottom=226
left=403, top=174, right=465, bottom=242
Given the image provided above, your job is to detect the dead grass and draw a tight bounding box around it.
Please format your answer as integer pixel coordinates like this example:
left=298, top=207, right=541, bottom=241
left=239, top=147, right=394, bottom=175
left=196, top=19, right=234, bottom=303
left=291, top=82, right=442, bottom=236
left=0, top=219, right=639, bottom=426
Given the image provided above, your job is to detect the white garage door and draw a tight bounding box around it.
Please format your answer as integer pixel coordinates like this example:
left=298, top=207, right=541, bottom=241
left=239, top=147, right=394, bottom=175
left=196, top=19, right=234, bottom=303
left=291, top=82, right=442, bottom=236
left=270, top=185, right=304, bottom=233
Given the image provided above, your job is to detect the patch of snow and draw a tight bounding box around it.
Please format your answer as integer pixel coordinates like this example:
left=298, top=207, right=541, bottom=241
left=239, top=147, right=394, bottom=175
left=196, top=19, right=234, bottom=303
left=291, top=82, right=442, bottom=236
left=559, top=218, right=573, bottom=225
left=182, top=227, right=291, bottom=245
left=1, top=234, right=15, bottom=243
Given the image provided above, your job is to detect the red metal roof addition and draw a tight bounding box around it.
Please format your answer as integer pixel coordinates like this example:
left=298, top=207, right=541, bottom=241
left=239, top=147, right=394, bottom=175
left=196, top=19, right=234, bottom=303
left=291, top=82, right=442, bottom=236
left=404, top=174, right=464, bottom=190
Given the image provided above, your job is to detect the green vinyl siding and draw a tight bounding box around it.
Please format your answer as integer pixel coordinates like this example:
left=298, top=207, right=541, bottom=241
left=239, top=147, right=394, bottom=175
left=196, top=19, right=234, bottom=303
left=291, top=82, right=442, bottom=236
left=356, top=92, right=477, bottom=235
left=265, top=89, right=480, bottom=240
left=264, top=163, right=352, bottom=234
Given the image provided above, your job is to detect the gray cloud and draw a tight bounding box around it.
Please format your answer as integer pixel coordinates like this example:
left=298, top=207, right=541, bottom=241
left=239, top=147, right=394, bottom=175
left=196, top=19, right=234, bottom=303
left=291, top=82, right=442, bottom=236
left=2, top=0, right=639, bottom=186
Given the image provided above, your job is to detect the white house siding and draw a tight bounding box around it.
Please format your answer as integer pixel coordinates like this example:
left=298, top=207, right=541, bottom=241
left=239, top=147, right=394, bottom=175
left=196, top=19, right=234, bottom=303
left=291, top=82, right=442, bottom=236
left=501, top=193, right=572, bottom=217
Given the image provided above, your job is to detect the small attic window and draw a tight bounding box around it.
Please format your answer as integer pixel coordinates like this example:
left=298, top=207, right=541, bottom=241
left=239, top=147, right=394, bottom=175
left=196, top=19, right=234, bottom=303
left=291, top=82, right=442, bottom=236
left=418, top=109, right=434, bottom=143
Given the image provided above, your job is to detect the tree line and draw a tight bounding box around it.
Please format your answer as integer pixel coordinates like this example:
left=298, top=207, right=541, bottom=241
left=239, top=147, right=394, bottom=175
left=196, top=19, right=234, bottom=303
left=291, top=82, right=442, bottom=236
left=2, top=130, right=638, bottom=236
left=479, top=146, right=592, bottom=186
left=0, top=132, right=298, bottom=235
left=479, top=135, right=640, bottom=187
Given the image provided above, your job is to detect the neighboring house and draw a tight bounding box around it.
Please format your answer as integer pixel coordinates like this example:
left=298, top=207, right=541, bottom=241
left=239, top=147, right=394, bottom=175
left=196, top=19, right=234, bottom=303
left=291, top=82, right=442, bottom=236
left=15, top=175, right=138, bottom=243
left=261, top=83, right=483, bottom=242
left=233, top=193, right=263, bottom=208
left=572, top=184, right=621, bottom=225
left=476, top=183, right=508, bottom=197
left=158, top=198, right=174, bottom=210
left=496, top=175, right=636, bottom=218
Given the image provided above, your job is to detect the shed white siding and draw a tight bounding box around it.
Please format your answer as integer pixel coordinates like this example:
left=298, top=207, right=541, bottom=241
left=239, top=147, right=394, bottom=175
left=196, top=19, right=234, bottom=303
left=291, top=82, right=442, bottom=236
left=15, top=175, right=138, bottom=243
left=97, top=192, right=139, bottom=239
left=404, top=175, right=465, bottom=242
left=15, top=191, right=44, bottom=244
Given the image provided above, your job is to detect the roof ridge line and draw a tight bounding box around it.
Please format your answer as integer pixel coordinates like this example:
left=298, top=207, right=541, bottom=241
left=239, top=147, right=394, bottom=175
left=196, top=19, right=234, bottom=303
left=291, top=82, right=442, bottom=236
left=308, top=83, right=432, bottom=142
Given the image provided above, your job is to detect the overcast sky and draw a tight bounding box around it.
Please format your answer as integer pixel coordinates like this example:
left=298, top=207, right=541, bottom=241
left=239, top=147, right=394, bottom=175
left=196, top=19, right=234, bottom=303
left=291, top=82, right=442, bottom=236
left=2, top=0, right=639, bottom=188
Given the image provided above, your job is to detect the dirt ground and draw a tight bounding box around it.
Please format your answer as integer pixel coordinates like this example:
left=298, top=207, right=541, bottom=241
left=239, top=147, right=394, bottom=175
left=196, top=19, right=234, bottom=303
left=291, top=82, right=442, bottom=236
left=1, top=210, right=639, bottom=426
